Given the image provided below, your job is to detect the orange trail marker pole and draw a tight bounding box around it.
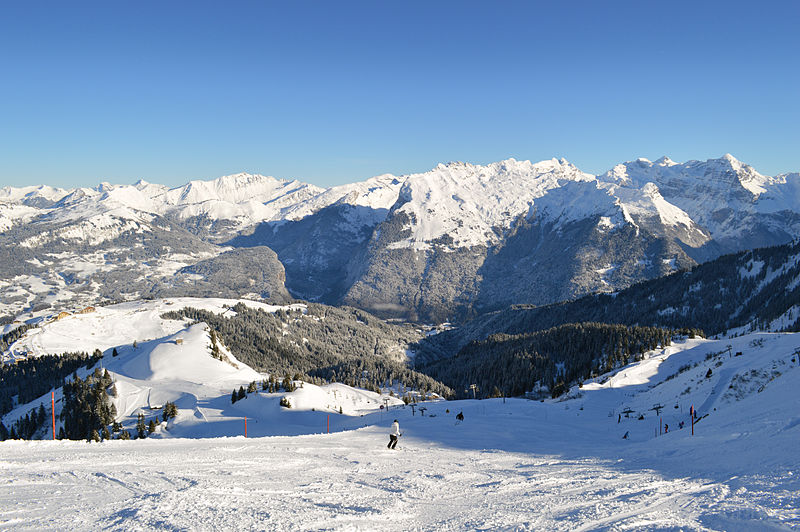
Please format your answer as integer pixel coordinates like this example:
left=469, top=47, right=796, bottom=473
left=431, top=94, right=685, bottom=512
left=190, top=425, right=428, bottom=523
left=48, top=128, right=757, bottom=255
left=51, top=391, right=56, bottom=440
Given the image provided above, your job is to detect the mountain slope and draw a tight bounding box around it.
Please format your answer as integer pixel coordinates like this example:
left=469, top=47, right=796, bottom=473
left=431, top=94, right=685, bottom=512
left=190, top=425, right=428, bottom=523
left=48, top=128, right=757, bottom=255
left=416, top=239, right=800, bottom=361
left=602, top=154, right=800, bottom=257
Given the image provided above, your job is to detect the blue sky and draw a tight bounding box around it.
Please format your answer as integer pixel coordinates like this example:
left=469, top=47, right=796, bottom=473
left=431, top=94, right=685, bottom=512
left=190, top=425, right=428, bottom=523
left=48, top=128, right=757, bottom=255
left=1, top=1, right=798, bottom=189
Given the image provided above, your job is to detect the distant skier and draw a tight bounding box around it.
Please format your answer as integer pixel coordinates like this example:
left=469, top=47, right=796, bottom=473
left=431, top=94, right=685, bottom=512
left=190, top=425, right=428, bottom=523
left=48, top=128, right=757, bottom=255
left=456, top=411, right=464, bottom=422
left=388, top=419, right=400, bottom=450
left=622, top=431, right=629, bottom=439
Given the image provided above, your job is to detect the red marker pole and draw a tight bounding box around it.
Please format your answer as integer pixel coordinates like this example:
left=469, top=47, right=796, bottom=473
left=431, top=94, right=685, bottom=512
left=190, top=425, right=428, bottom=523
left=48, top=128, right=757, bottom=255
left=690, top=405, right=694, bottom=436
left=51, top=391, right=56, bottom=440
left=244, top=416, right=247, bottom=438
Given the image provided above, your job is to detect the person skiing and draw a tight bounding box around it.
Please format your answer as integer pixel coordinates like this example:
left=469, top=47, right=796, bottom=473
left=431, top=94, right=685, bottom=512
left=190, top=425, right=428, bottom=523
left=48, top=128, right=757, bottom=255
left=388, top=419, right=400, bottom=450
left=456, top=411, right=464, bottom=422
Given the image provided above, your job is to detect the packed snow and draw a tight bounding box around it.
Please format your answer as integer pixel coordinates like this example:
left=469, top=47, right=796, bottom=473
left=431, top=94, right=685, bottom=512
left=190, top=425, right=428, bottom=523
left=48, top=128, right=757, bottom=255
left=2, top=299, right=799, bottom=530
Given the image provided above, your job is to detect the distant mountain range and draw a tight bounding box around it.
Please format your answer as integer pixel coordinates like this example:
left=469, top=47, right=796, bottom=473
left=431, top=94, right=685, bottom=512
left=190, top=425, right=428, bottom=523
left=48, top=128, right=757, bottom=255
left=2, top=154, right=799, bottom=323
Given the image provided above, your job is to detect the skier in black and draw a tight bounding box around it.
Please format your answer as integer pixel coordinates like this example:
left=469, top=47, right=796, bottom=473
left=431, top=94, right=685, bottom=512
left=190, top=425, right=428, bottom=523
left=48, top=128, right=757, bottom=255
left=388, top=419, right=400, bottom=449
left=456, top=411, right=464, bottom=422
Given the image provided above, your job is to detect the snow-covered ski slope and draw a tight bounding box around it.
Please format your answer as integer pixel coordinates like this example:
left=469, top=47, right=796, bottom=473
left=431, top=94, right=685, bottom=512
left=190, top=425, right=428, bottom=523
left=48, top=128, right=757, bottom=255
left=2, top=300, right=799, bottom=530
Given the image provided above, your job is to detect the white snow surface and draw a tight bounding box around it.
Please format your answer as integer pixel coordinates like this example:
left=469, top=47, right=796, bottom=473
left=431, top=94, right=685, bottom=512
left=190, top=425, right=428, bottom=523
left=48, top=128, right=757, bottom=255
left=3, top=297, right=305, bottom=362
left=1, top=300, right=799, bottom=530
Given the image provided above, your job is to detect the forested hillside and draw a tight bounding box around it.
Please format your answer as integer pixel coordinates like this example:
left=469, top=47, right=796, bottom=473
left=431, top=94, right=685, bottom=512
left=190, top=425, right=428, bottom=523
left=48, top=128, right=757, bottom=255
left=163, top=303, right=453, bottom=397
left=418, top=240, right=800, bottom=361
left=0, top=351, right=102, bottom=416
left=418, top=323, right=682, bottom=399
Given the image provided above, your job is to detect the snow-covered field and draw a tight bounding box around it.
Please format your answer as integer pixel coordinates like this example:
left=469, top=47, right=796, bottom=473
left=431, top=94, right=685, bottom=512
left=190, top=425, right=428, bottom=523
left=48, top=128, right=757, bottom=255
left=2, top=300, right=799, bottom=530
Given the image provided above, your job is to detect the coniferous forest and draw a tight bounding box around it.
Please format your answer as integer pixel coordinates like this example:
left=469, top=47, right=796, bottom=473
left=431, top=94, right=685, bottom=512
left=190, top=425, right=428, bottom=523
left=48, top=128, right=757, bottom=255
left=163, top=303, right=454, bottom=398
left=60, top=368, right=117, bottom=441
left=419, top=323, right=685, bottom=399
left=0, top=351, right=102, bottom=416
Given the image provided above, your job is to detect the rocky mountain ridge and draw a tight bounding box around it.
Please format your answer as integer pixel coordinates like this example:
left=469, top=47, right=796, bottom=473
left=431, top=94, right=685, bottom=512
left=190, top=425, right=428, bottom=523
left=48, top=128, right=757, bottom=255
left=2, top=155, right=799, bottom=323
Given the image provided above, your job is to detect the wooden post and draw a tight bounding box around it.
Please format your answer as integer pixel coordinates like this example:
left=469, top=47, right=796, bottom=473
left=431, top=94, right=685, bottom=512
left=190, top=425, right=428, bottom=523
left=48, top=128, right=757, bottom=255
left=51, top=391, right=55, bottom=440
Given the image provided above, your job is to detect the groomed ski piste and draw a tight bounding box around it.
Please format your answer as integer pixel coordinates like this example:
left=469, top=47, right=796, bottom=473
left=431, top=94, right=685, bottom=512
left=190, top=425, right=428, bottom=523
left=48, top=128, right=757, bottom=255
left=2, top=298, right=799, bottom=530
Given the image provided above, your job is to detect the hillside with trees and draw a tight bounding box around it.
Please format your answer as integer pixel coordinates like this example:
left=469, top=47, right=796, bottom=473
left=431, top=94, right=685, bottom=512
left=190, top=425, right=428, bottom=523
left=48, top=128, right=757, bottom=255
left=418, top=323, right=681, bottom=399
left=417, top=240, right=800, bottom=362
left=163, top=303, right=453, bottom=398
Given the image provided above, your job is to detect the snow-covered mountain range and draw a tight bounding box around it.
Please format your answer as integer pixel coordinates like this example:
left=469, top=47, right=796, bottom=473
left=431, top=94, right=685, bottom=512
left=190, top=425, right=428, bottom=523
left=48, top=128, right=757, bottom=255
left=2, top=155, right=799, bottom=322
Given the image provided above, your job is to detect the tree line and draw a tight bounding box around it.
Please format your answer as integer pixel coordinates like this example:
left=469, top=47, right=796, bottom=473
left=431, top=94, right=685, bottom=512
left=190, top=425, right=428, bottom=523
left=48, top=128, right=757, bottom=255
left=0, top=351, right=102, bottom=417
left=419, top=322, right=680, bottom=399
left=163, top=303, right=453, bottom=398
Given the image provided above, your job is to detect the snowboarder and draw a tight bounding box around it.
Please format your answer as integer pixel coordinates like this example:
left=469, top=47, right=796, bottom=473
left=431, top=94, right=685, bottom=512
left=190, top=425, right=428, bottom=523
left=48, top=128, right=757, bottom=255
left=456, top=411, right=464, bottom=422
left=388, top=419, right=400, bottom=449
left=664, top=424, right=669, bottom=433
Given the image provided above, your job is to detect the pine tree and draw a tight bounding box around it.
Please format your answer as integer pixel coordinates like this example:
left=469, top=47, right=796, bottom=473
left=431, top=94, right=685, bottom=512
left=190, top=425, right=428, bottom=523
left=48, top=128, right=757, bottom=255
left=237, top=386, right=246, bottom=401
left=210, top=329, right=221, bottom=360
left=148, top=420, right=156, bottom=434
left=247, top=381, right=257, bottom=393
left=162, top=401, right=178, bottom=421
left=136, top=413, right=146, bottom=439
left=90, top=429, right=100, bottom=442
left=112, top=347, right=119, bottom=357
left=101, top=427, right=111, bottom=441
left=231, top=389, right=238, bottom=404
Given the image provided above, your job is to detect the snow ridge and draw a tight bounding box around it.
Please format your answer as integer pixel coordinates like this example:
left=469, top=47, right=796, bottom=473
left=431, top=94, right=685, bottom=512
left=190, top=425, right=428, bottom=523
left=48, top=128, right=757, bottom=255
left=2, top=155, right=798, bottom=249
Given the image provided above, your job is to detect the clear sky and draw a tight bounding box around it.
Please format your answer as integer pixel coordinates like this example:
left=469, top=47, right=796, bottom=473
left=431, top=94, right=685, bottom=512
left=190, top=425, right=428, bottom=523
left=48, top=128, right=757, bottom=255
left=1, top=1, right=798, bottom=189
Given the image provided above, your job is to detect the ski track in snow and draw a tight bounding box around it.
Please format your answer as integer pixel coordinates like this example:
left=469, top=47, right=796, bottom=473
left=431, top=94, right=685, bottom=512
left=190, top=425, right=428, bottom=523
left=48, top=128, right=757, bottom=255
left=2, top=425, right=796, bottom=531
